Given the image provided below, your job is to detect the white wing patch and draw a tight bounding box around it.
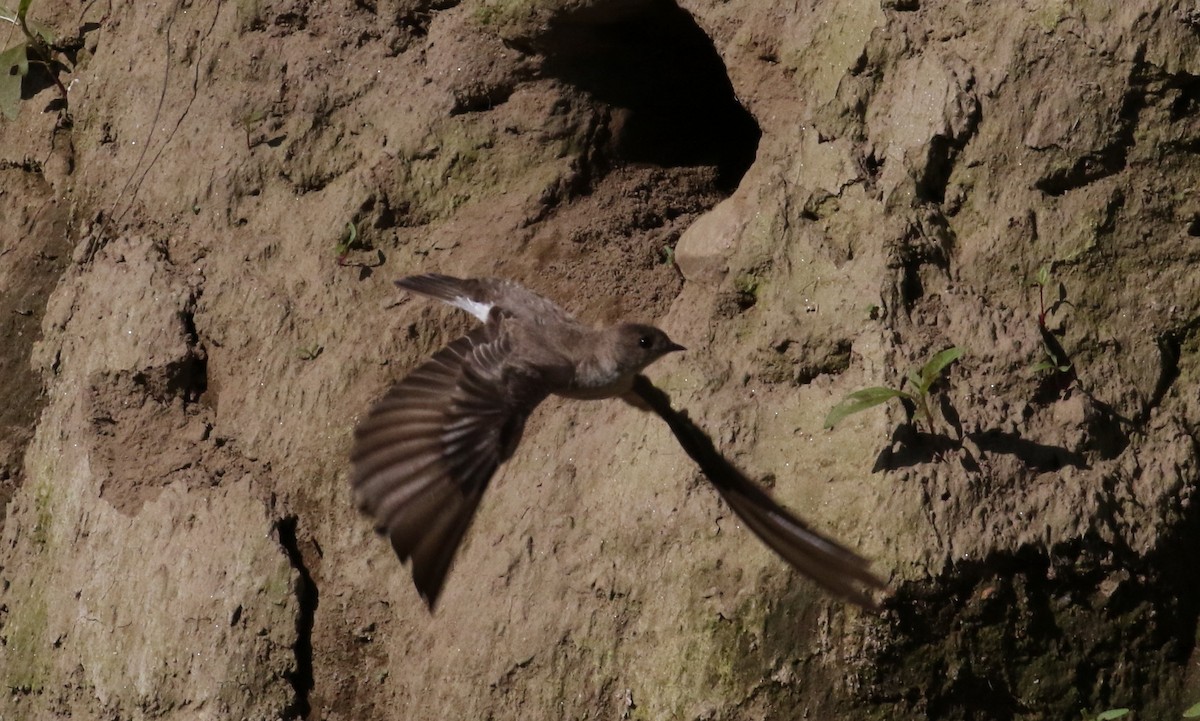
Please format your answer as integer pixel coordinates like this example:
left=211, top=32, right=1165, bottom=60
left=448, top=295, right=493, bottom=322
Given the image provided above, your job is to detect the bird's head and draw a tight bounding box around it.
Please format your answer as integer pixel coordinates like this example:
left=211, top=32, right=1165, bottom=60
left=611, top=323, right=686, bottom=373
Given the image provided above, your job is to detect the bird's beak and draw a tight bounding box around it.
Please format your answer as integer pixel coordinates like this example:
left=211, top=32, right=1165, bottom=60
left=666, top=341, right=687, bottom=353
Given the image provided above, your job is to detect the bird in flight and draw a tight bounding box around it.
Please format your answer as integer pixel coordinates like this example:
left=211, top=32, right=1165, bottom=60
left=351, top=274, right=886, bottom=610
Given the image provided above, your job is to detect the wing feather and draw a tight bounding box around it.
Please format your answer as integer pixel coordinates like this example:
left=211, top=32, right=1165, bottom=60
left=351, top=322, right=546, bottom=609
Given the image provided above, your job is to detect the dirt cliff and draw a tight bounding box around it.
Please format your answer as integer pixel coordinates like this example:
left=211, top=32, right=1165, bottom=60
left=1, top=0, right=1198, bottom=719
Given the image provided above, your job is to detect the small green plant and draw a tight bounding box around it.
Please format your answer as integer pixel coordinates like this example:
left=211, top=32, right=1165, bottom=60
left=1032, top=262, right=1073, bottom=337
left=824, top=346, right=964, bottom=432
left=334, top=219, right=385, bottom=269
left=240, top=108, right=267, bottom=150
left=0, top=0, right=66, bottom=120
left=297, top=343, right=323, bottom=361
left=335, top=220, right=357, bottom=265
left=1185, top=701, right=1200, bottom=718
left=733, top=272, right=760, bottom=309
left=1032, top=343, right=1071, bottom=375
left=1030, top=263, right=1074, bottom=382
left=1089, top=709, right=1129, bottom=721
left=32, top=480, right=53, bottom=547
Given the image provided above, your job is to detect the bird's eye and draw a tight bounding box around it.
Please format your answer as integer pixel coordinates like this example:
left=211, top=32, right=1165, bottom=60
left=638, top=335, right=653, bottom=349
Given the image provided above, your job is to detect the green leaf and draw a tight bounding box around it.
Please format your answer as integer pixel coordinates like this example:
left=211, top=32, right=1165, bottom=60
left=335, top=221, right=357, bottom=255
left=1095, top=710, right=1129, bottom=721
left=24, top=15, right=53, bottom=44
left=1031, top=359, right=1056, bottom=373
left=824, top=387, right=910, bottom=429
left=242, top=108, right=267, bottom=126
left=3, top=2, right=53, bottom=45
left=1183, top=701, right=1200, bottom=718
left=0, top=41, right=29, bottom=121
left=917, top=346, right=964, bottom=391
left=1036, top=263, right=1051, bottom=287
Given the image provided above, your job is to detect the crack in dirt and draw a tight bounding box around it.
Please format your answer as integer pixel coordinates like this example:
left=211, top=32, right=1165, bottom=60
left=275, top=516, right=319, bottom=720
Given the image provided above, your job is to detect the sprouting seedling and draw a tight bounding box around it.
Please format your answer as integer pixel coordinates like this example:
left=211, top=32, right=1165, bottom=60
left=241, top=108, right=268, bottom=150
left=824, top=346, right=964, bottom=432
left=335, top=221, right=357, bottom=265
left=1032, top=344, right=1071, bottom=376
left=297, top=343, right=323, bottom=361
left=1033, top=263, right=1053, bottom=328
left=0, top=0, right=67, bottom=120
left=1032, top=262, right=1070, bottom=330
left=1030, top=263, right=1074, bottom=381
left=335, top=220, right=385, bottom=269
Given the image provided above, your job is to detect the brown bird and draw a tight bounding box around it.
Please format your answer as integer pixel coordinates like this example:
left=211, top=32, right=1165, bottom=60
left=351, top=274, right=885, bottom=610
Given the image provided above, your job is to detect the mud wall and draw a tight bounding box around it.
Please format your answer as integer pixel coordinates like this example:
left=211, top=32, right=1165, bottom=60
left=1, top=0, right=1198, bottom=719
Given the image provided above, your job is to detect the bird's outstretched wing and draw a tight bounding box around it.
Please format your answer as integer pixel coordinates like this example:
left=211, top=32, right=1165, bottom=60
left=629, top=375, right=888, bottom=610
left=707, top=470, right=886, bottom=610
left=351, top=322, right=546, bottom=609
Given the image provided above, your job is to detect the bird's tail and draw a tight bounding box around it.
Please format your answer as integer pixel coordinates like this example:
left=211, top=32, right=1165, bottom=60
left=395, top=274, right=472, bottom=303
left=395, top=275, right=493, bottom=322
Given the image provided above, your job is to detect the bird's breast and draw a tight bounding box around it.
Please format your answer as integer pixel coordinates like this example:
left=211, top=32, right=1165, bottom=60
left=556, top=358, right=633, bottom=400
